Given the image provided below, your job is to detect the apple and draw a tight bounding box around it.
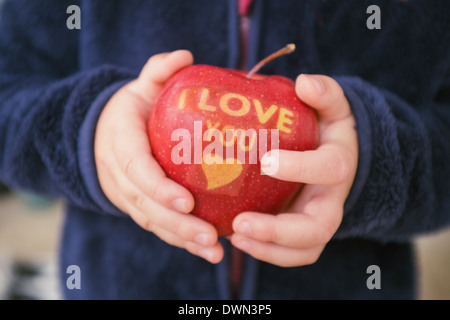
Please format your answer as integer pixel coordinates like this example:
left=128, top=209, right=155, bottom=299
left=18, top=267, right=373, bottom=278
left=148, top=45, right=318, bottom=236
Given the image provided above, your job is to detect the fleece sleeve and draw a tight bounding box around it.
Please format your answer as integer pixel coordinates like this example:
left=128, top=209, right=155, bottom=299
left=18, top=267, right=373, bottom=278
left=0, top=0, right=134, bottom=213
left=334, top=73, right=450, bottom=242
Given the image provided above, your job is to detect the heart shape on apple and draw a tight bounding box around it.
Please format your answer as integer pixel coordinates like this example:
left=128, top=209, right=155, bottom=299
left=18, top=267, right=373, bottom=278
left=149, top=45, right=319, bottom=236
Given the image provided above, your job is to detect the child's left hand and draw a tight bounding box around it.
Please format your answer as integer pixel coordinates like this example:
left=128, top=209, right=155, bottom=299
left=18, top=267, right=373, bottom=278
left=230, top=74, right=359, bottom=267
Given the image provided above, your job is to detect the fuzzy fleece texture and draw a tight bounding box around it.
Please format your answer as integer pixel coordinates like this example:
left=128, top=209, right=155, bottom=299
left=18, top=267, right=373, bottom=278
left=0, top=0, right=450, bottom=299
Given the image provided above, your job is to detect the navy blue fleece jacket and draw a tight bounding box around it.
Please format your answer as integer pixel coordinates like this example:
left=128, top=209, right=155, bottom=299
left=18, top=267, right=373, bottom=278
left=1, top=0, right=450, bottom=299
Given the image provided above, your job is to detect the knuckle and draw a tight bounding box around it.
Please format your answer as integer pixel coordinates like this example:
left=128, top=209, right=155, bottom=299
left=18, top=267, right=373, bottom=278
left=316, top=227, right=333, bottom=245
left=123, top=156, right=136, bottom=177
left=121, top=185, right=138, bottom=202
left=122, top=152, right=152, bottom=179
left=303, top=251, right=322, bottom=266
left=121, top=186, right=148, bottom=212
left=277, top=251, right=321, bottom=268
left=326, top=76, right=346, bottom=102
left=96, top=150, right=115, bottom=178
left=149, top=176, right=168, bottom=203
left=305, top=219, right=332, bottom=246
left=133, top=193, right=147, bottom=210
left=294, top=157, right=307, bottom=182
left=168, top=219, right=184, bottom=237
left=96, top=155, right=108, bottom=171
left=277, top=260, right=296, bottom=268
left=270, top=224, right=286, bottom=244
left=308, top=228, right=323, bottom=246
left=141, top=217, right=154, bottom=233
left=313, top=218, right=337, bottom=245
left=327, top=147, right=354, bottom=184
left=130, top=209, right=154, bottom=233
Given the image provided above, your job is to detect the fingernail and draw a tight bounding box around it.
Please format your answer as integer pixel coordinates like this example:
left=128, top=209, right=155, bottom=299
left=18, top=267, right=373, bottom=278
left=236, top=220, right=252, bottom=236
left=172, top=198, right=190, bottom=213
left=195, top=233, right=213, bottom=246
left=305, top=75, right=325, bottom=95
left=260, top=152, right=279, bottom=176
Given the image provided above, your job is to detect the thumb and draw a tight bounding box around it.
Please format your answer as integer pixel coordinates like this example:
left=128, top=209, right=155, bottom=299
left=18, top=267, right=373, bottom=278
left=295, top=74, right=351, bottom=123
left=139, top=49, right=194, bottom=85
left=129, top=50, right=194, bottom=104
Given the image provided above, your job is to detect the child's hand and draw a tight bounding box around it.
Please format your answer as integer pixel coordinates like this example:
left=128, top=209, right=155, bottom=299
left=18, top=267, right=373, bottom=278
left=231, top=75, right=358, bottom=267
left=94, top=50, right=223, bottom=263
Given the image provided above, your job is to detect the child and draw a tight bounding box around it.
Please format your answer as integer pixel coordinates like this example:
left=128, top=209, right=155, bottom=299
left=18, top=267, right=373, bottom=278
left=0, top=0, right=449, bottom=299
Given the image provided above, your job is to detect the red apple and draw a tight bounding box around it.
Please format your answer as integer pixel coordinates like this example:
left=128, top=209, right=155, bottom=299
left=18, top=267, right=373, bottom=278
left=148, top=45, right=318, bottom=236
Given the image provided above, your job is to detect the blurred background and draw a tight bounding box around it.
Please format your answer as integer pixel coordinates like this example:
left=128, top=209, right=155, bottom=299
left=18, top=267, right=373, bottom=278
left=0, top=0, right=449, bottom=301
left=0, top=187, right=62, bottom=299
left=0, top=185, right=449, bottom=300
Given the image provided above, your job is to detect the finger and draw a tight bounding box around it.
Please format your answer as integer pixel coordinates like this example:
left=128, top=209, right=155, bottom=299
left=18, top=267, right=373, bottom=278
left=114, top=146, right=195, bottom=213
left=113, top=171, right=217, bottom=244
left=108, top=104, right=195, bottom=213
left=128, top=204, right=223, bottom=264
left=103, top=161, right=223, bottom=264
left=183, top=238, right=225, bottom=264
left=231, top=234, right=324, bottom=267
left=151, top=225, right=224, bottom=264
left=261, top=146, right=356, bottom=185
left=131, top=50, right=194, bottom=103
left=232, top=193, right=343, bottom=249
left=295, top=74, right=351, bottom=123
left=141, top=49, right=194, bottom=84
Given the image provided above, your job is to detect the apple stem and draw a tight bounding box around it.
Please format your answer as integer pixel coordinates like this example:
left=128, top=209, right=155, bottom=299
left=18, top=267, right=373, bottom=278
left=246, top=43, right=296, bottom=79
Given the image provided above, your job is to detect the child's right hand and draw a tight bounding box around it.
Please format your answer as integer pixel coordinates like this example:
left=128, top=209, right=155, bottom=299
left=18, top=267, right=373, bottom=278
left=94, top=50, right=223, bottom=264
